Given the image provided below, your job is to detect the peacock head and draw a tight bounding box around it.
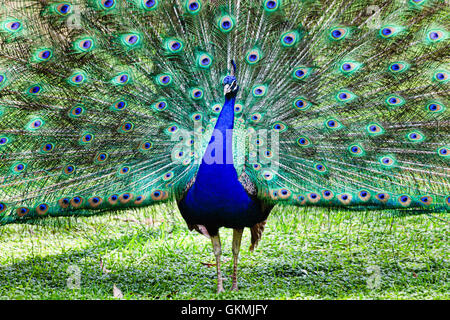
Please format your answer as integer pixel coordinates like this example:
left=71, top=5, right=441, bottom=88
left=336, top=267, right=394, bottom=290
left=223, top=75, right=239, bottom=98
left=223, top=60, right=239, bottom=98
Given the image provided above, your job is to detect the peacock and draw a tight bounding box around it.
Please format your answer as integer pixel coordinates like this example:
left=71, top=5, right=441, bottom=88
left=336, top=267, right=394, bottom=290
left=0, top=0, right=448, bottom=293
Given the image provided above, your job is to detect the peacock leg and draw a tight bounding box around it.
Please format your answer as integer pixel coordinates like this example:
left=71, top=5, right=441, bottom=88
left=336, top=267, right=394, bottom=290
left=231, top=228, right=244, bottom=291
left=211, top=234, right=224, bottom=293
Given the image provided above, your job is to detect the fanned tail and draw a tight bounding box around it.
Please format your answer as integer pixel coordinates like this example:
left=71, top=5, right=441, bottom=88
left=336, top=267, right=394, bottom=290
left=0, top=0, right=449, bottom=225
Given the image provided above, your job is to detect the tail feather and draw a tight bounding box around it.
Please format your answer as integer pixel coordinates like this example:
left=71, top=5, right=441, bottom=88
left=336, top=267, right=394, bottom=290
left=0, top=0, right=448, bottom=225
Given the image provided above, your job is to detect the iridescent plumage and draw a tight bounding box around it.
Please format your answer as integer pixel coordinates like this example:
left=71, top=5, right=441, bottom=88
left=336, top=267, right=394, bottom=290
left=0, top=0, right=449, bottom=292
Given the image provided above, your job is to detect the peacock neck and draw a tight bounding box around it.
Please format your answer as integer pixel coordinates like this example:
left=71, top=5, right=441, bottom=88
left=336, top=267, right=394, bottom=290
left=216, top=96, right=236, bottom=132
left=188, top=95, right=238, bottom=193
left=211, top=96, right=235, bottom=164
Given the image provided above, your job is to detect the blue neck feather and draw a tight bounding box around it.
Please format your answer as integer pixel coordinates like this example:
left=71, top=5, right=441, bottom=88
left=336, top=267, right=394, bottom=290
left=181, top=95, right=259, bottom=229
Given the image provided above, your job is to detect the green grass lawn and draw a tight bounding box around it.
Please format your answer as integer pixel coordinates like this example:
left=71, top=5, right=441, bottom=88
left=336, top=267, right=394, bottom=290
left=0, top=204, right=448, bottom=300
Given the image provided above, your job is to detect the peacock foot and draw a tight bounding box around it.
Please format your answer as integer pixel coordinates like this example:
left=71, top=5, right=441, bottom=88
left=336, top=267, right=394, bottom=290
left=217, top=283, right=225, bottom=294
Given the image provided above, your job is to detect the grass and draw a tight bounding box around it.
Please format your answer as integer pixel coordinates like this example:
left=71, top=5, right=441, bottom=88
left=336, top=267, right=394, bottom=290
left=0, top=203, right=448, bottom=300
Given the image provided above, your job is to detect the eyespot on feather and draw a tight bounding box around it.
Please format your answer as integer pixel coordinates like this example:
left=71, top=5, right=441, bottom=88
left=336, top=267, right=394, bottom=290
left=17, top=207, right=30, bottom=217
left=34, top=49, right=53, bottom=62
left=329, top=27, right=349, bottom=41
left=95, top=152, right=108, bottom=163
left=379, top=25, right=403, bottom=39
left=80, top=132, right=94, bottom=144
left=217, top=15, right=235, bottom=33
left=322, top=190, right=334, bottom=200
left=245, top=49, right=262, bottom=65
left=70, top=196, right=84, bottom=208
left=339, top=61, right=361, bottom=75
left=252, top=85, right=267, bottom=97
left=297, top=136, right=311, bottom=147
left=69, top=105, right=85, bottom=118
left=307, top=192, right=321, bottom=203
left=4, top=20, right=22, bottom=33
left=406, top=131, right=425, bottom=143
left=36, top=203, right=49, bottom=215
left=437, top=146, right=448, bottom=158
left=338, top=193, right=352, bottom=205
left=314, top=163, right=327, bottom=174
left=280, top=31, right=299, bottom=47
left=0, top=203, right=7, bottom=214
left=325, top=118, right=343, bottom=130
left=99, top=0, right=116, bottom=10
left=11, top=162, right=27, bottom=174
left=140, top=141, right=153, bottom=151
left=375, top=192, right=390, bottom=203
left=419, top=195, right=433, bottom=206
left=134, top=195, right=146, bottom=205
left=88, top=196, right=103, bottom=208
left=156, top=73, right=173, bottom=86
left=348, top=144, right=365, bottom=156
left=196, top=53, right=213, bottom=69
left=185, top=0, right=202, bottom=14
left=164, top=38, right=183, bottom=53
left=74, top=37, right=94, bottom=52
left=58, top=198, right=70, bottom=209
left=398, top=195, right=412, bottom=207
left=108, top=194, right=119, bottom=205
left=151, top=189, right=164, bottom=201
left=55, top=3, right=72, bottom=15
left=335, top=90, right=356, bottom=103
left=366, top=122, right=385, bottom=136
left=141, top=0, right=158, bottom=11
left=358, top=190, right=371, bottom=202
left=63, top=164, right=76, bottom=175
left=119, top=193, right=133, bottom=204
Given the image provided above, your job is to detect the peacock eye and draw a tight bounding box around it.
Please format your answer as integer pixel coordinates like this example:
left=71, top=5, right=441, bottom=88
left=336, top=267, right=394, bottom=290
left=190, top=88, right=204, bottom=100
left=325, top=118, right=343, bottom=130
left=196, top=53, right=213, bottom=69
left=280, top=31, right=299, bottom=47
left=35, top=49, right=53, bottom=62
left=218, top=15, right=234, bottom=33
left=426, top=29, right=444, bottom=43
left=245, top=48, right=262, bottom=65
left=28, top=85, right=42, bottom=94
left=56, top=3, right=72, bottom=15
left=252, top=85, right=267, bottom=97
left=329, top=27, right=349, bottom=41
left=186, top=0, right=202, bottom=14
left=7, top=21, right=22, bottom=31
left=437, top=146, right=448, bottom=157
left=348, top=144, right=364, bottom=156
left=297, top=136, right=311, bottom=147
left=264, top=0, right=280, bottom=12
left=379, top=25, right=403, bottom=39
left=75, top=38, right=95, bottom=52
left=433, top=71, right=448, bottom=83
left=142, top=0, right=158, bottom=10
left=100, top=0, right=115, bottom=9
left=406, top=130, right=425, bottom=142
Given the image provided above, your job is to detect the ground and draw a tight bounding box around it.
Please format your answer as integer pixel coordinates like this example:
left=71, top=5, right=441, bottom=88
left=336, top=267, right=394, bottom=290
left=0, top=204, right=448, bottom=300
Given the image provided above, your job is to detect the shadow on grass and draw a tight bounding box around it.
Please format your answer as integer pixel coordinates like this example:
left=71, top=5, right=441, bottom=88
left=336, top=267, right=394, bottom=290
left=1, top=226, right=447, bottom=300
